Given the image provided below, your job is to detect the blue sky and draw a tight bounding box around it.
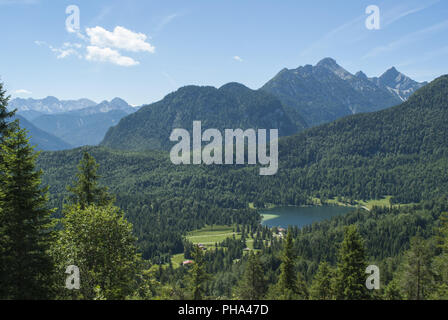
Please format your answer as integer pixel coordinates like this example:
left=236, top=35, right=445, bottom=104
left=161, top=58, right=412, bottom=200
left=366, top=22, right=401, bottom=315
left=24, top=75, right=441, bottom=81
left=1, top=0, right=447, bottom=106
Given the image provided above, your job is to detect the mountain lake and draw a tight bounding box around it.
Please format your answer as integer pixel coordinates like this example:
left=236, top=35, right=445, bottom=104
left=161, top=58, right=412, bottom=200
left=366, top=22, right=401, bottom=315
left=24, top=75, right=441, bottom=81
left=261, top=205, right=357, bottom=228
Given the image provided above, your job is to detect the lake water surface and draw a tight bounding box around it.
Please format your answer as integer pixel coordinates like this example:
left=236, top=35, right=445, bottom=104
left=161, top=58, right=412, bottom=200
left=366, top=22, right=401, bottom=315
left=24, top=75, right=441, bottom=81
left=261, top=206, right=355, bottom=229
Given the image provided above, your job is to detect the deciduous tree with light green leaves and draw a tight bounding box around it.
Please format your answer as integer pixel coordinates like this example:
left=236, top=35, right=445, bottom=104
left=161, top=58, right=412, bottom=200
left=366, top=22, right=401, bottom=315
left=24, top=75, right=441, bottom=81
left=52, top=204, right=141, bottom=300
left=52, top=152, right=142, bottom=300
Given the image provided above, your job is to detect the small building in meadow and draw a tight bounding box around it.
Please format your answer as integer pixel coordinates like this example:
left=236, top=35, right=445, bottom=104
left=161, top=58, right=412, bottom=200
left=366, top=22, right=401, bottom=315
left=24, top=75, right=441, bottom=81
left=182, top=260, right=194, bottom=266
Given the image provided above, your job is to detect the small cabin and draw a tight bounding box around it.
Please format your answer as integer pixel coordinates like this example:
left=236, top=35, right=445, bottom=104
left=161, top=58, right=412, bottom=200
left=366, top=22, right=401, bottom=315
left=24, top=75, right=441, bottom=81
left=182, top=260, right=194, bottom=266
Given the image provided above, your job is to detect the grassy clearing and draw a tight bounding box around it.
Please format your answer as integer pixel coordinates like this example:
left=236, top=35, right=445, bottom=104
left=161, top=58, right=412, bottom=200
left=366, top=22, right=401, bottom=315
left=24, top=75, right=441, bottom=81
left=358, top=196, right=393, bottom=210
left=324, top=196, right=416, bottom=211
left=171, top=253, right=185, bottom=268
left=171, top=225, right=260, bottom=266
left=186, top=225, right=240, bottom=247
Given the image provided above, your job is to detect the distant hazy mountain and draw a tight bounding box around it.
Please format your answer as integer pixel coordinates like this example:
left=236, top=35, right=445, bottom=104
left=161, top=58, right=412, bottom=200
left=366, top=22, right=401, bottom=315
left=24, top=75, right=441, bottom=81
left=13, top=115, right=72, bottom=151
left=101, top=82, right=304, bottom=151
left=32, top=109, right=131, bottom=148
left=9, top=96, right=97, bottom=119
left=11, top=97, right=137, bottom=148
left=260, top=58, right=426, bottom=126
left=369, top=67, right=428, bottom=101
left=70, top=98, right=136, bottom=116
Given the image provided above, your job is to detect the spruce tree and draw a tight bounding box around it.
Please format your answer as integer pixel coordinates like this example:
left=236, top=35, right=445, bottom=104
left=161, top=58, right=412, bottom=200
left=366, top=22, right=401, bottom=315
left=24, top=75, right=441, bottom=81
left=189, top=245, right=210, bottom=300
left=383, top=278, right=403, bottom=300
left=333, top=225, right=369, bottom=300
left=310, top=261, right=334, bottom=300
left=0, top=125, right=55, bottom=299
left=431, top=212, right=448, bottom=299
left=277, top=229, right=297, bottom=293
left=399, top=236, right=434, bottom=300
left=235, top=251, right=267, bottom=300
left=0, top=80, right=16, bottom=298
left=67, top=151, right=114, bottom=209
left=0, top=81, right=15, bottom=139
left=269, top=228, right=307, bottom=299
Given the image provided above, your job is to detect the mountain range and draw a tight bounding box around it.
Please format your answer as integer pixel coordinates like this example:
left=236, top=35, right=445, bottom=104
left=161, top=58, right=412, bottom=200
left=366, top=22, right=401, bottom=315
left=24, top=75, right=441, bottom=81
left=9, top=96, right=137, bottom=148
left=39, top=74, right=448, bottom=205
left=101, top=58, right=427, bottom=151
left=11, top=58, right=428, bottom=152
left=261, top=58, right=427, bottom=126
left=9, top=96, right=97, bottom=120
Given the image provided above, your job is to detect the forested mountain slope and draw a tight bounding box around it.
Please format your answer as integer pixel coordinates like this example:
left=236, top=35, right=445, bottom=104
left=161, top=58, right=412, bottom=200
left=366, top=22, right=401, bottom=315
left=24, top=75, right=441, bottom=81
left=101, top=83, right=304, bottom=151
left=267, top=74, right=448, bottom=203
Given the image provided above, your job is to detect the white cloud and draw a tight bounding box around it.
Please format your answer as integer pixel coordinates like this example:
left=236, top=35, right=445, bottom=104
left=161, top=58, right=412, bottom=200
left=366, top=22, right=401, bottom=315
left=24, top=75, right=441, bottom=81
left=86, top=26, right=155, bottom=53
left=49, top=42, right=83, bottom=59
left=233, top=56, right=243, bottom=62
left=36, top=40, right=82, bottom=59
left=37, top=24, right=153, bottom=67
left=14, top=89, right=32, bottom=95
left=85, top=46, right=139, bottom=67
left=63, top=42, right=82, bottom=49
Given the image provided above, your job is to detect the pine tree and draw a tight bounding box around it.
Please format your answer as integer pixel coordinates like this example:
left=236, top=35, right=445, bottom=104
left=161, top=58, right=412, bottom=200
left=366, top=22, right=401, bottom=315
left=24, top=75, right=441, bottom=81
left=399, top=236, right=434, bottom=300
left=383, top=278, right=403, bottom=300
left=235, top=251, right=267, bottom=300
left=189, top=245, right=210, bottom=300
left=67, top=152, right=114, bottom=209
left=310, top=261, right=334, bottom=300
left=268, top=228, right=307, bottom=299
left=0, top=80, right=17, bottom=298
left=0, top=81, right=15, bottom=139
left=333, top=225, right=369, bottom=300
left=277, top=229, right=297, bottom=293
left=431, top=212, right=448, bottom=299
left=0, top=125, right=55, bottom=299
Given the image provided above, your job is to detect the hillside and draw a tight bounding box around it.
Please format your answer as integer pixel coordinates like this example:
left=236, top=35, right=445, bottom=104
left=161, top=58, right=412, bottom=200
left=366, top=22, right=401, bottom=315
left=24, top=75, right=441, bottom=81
left=101, top=83, right=305, bottom=151
left=14, top=115, right=72, bottom=151
left=266, top=74, right=448, bottom=204
left=260, top=58, right=425, bottom=126
left=37, top=75, right=448, bottom=258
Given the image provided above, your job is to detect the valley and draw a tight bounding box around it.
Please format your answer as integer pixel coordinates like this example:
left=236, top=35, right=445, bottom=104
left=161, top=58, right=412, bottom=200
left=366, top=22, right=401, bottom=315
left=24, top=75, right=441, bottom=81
left=3, top=0, right=448, bottom=303
left=5, top=61, right=448, bottom=301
